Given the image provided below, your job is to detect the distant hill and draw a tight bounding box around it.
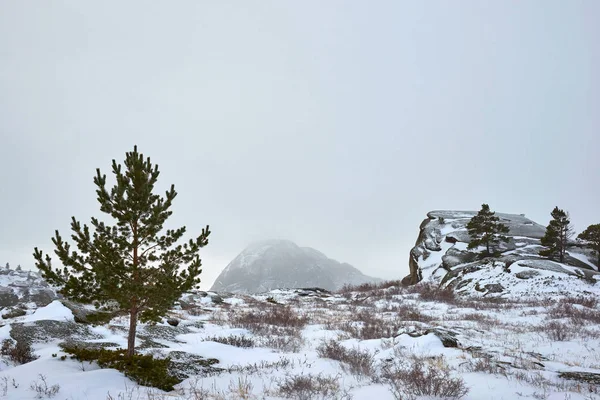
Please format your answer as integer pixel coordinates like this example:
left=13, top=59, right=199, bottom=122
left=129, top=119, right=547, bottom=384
left=210, top=239, right=381, bottom=293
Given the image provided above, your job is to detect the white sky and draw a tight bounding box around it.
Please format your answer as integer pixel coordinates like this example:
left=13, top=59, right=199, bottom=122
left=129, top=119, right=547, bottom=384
left=0, top=1, right=598, bottom=289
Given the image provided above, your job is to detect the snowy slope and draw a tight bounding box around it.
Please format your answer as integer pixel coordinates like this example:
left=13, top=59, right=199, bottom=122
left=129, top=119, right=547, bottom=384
left=1, top=283, right=600, bottom=399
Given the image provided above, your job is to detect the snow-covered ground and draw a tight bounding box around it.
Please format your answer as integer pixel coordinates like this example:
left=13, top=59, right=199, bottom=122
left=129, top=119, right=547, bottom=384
left=1, top=284, right=600, bottom=399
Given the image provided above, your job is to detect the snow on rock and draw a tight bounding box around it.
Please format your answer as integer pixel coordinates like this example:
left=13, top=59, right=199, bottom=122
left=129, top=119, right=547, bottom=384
left=23, top=300, right=74, bottom=322
left=405, top=210, right=600, bottom=298
left=0, top=267, right=57, bottom=309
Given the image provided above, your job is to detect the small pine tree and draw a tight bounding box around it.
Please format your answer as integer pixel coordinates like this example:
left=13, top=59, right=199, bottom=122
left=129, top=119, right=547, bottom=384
left=466, top=204, right=510, bottom=257
left=4, top=263, right=8, bottom=270
left=34, top=146, right=210, bottom=358
left=15, top=265, right=21, bottom=272
left=539, top=206, right=573, bottom=263
left=577, top=224, right=600, bottom=271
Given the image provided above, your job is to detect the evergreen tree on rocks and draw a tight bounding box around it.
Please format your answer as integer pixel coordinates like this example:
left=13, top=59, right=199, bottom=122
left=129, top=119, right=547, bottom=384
left=34, top=146, right=210, bottom=358
left=577, top=224, right=600, bottom=271
left=539, top=207, right=572, bottom=263
left=466, top=204, right=510, bottom=257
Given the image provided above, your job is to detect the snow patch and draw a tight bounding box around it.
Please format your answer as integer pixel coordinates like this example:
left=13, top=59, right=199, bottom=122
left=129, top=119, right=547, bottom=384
left=23, top=300, right=74, bottom=322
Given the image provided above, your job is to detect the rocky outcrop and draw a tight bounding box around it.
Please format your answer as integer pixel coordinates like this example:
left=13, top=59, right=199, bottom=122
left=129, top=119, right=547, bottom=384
left=0, top=268, right=59, bottom=311
left=11, top=320, right=101, bottom=345
left=210, top=239, right=381, bottom=293
left=405, top=210, right=600, bottom=297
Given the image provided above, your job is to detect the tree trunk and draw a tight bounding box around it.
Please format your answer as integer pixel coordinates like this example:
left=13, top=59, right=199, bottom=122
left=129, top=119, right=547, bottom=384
left=486, top=242, right=490, bottom=257
left=597, top=252, right=600, bottom=272
left=127, top=307, right=138, bottom=358
left=559, top=229, right=566, bottom=263
left=128, top=220, right=139, bottom=359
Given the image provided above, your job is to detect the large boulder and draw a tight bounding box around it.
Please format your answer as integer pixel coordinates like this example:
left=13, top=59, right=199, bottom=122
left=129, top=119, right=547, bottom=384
left=10, top=320, right=101, bottom=345
left=28, top=289, right=58, bottom=307
left=0, top=288, right=19, bottom=308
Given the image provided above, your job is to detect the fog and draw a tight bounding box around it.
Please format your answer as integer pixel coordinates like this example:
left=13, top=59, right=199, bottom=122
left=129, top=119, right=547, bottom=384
left=1, top=1, right=598, bottom=288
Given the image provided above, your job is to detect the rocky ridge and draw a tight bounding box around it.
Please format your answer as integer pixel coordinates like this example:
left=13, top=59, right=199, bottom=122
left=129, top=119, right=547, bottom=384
left=405, top=210, right=600, bottom=297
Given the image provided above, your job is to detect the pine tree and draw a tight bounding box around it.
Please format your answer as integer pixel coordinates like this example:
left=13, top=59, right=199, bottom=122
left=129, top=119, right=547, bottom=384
left=539, top=207, right=572, bottom=263
left=33, top=146, right=210, bottom=358
left=577, top=224, right=600, bottom=271
left=466, top=204, right=510, bottom=257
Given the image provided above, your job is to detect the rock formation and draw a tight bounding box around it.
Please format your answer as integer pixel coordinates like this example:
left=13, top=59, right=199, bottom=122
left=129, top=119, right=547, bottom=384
left=404, top=210, right=600, bottom=296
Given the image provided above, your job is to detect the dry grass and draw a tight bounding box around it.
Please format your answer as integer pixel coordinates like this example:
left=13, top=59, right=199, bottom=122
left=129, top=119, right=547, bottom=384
left=560, top=295, right=598, bottom=309
left=229, top=305, right=309, bottom=330
left=462, top=356, right=506, bottom=375
left=1, top=339, right=38, bottom=365
left=205, top=335, right=256, bottom=348
left=538, top=320, right=576, bottom=341
left=338, top=280, right=404, bottom=294
left=326, top=308, right=401, bottom=340
left=257, top=335, right=305, bottom=353
left=395, top=303, right=435, bottom=323
left=406, top=282, right=457, bottom=304
left=226, top=305, right=309, bottom=353
left=548, top=300, right=600, bottom=324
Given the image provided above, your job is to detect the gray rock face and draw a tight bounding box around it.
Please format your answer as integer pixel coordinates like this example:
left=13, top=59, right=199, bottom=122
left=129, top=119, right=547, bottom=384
left=11, top=320, right=100, bottom=345
left=406, top=210, right=600, bottom=297
left=427, top=210, right=547, bottom=239
left=210, top=239, right=381, bottom=293
left=0, top=268, right=59, bottom=311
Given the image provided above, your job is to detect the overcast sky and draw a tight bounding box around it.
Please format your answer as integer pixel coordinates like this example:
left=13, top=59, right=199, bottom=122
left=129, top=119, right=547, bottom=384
left=0, top=1, right=598, bottom=289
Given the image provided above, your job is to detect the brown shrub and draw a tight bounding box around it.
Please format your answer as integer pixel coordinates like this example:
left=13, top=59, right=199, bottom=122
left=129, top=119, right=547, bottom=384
left=338, top=280, right=403, bottom=294
left=409, top=283, right=456, bottom=304
left=463, top=356, right=506, bottom=375
left=256, top=335, right=305, bottom=353
left=229, top=305, right=309, bottom=333
left=560, top=296, right=598, bottom=309
left=460, top=312, right=492, bottom=322
left=205, top=335, right=255, bottom=348
left=538, top=321, right=576, bottom=341
left=548, top=302, right=600, bottom=324
left=332, top=309, right=401, bottom=340
left=396, top=304, right=434, bottom=323
left=381, top=356, right=468, bottom=399
left=316, top=340, right=375, bottom=379
left=228, top=306, right=308, bottom=353
left=276, top=373, right=349, bottom=400
left=1, top=339, right=38, bottom=365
